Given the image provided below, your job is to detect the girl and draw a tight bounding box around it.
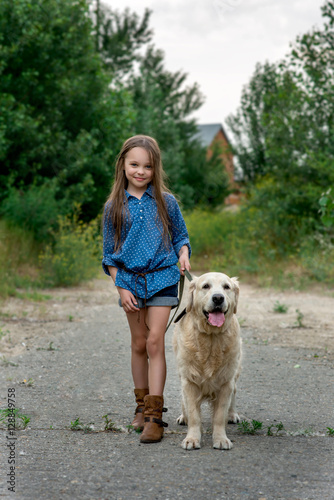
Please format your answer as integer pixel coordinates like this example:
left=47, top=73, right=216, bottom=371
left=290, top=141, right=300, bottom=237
left=102, top=135, right=191, bottom=443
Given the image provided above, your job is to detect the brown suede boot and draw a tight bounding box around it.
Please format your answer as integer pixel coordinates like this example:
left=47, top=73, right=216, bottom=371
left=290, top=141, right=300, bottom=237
left=140, top=395, right=168, bottom=443
left=131, top=388, right=149, bottom=431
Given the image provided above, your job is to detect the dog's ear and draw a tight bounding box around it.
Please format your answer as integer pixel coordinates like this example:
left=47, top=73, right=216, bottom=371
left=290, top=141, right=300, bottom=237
left=186, top=277, right=197, bottom=313
left=231, top=277, right=239, bottom=314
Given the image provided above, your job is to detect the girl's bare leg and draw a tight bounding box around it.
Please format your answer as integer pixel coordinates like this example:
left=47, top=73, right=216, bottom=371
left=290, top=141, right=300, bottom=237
left=126, top=311, right=149, bottom=389
left=145, top=306, right=171, bottom=396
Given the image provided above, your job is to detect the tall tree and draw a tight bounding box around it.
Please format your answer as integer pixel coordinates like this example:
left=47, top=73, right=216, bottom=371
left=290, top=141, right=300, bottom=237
left=226, top=0, right=334, bottom=245
left=0, top=0, right=134, bottom=222
left=94, top=5, right=230, bottom=208
left=93, top=2, right=153, bottom=77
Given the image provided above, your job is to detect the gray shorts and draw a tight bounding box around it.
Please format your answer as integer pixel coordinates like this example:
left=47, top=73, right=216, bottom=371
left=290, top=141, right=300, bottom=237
left=118, top=283, right=179, bottom=309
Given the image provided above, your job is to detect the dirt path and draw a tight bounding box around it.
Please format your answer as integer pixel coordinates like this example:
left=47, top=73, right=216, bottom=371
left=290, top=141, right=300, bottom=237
left=0, top=276, right=333, bottom=500
left=1, top=277, right=333, bottom=360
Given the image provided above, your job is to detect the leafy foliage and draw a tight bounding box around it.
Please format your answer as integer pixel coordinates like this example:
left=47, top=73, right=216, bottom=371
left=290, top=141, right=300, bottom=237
left=0, top=0, right=133, bottom=220
left=0, top=0, right=229, bottom=234
left=39, top=211, right=101, bottom=287
left=227, top=1, right=334, bottom=246
left=127, top=46, right=229, bottom=207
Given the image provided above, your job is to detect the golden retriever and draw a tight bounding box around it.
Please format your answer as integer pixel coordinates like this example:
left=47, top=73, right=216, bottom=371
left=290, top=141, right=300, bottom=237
left=173, top=272, right=242, bottom=450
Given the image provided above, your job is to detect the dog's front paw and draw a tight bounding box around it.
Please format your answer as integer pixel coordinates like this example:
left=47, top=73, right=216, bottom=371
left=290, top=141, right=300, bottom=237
left=228, top=412, right=240, bottom=424
left=182, top=436, right=201, bottom=450
left=213, top=437, right=233, bottom=450
left=177, top=414, right=187, bottom=425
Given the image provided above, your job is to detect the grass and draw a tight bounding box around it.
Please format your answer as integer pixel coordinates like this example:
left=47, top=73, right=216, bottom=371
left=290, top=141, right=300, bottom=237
left=0, top=356, right=18, bottom=367
left=36, top=342, right=59, bottom=351
left=1, top=205, right=334, bottom=300
left=295, top=309, right=306, bottom=328
left=0, top=408, right=30, bottom=429
left=273, top=301, right=289, bottom=313
left=70, top=415, right=125, bottom=433
left=0, top=215, right=101, bottom=299
left=185, top=208, right=334, bottom=290
left=70, top=417, right=95, bottom=433
left=238, top=419, right=263, bottom=435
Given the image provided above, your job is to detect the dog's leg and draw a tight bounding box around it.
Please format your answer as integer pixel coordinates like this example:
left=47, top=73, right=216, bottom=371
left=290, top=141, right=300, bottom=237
left=228, top=380, right=240, bottom=424
left=211, top=381, right=233, bottom=450
left=180, top=380, right=202, bottom=450
left=176, top=398, right=188, bottom=425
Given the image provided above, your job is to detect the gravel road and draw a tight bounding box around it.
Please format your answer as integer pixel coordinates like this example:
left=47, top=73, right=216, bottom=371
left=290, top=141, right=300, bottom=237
left=0, top=279, right=333, bottom=500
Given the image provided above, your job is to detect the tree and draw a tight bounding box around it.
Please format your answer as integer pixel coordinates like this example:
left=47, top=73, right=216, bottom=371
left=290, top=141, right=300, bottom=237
left=226, top=0, right=334, bottom=246
left=0, top=0, right=134, bottom=224
left=93, top=2, right=153, bottom=77
left=127, top=46, right=229, bottom=208
left=94, top=6, right=230, bottom=208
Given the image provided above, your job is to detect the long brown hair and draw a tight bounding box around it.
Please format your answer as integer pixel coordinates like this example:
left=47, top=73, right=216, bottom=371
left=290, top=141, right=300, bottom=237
left=104, top=135, right=172, bottom=251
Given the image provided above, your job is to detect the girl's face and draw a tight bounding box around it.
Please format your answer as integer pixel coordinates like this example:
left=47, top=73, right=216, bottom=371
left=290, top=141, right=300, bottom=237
left=123, top=147, right=154, bottom=196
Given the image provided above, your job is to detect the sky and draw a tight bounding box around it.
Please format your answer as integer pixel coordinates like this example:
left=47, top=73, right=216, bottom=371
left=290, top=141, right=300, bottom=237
left=103, top=0, right=325, bottom=129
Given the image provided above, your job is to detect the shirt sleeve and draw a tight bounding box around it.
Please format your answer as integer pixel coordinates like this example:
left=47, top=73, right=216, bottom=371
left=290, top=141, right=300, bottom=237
left=102, top=204, right=118, bottom=276
left=165, top=194, right=192, bottom=258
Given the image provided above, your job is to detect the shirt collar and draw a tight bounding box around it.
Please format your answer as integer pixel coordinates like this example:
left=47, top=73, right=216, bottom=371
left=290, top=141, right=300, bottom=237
left=124, top=183, right=154, bottom=200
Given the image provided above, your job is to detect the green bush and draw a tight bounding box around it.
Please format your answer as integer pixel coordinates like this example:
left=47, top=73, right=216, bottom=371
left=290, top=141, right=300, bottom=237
left=1, top=181, right=64, bottom=241
left=0, top=220, right=40, bottom=296
left=185, top=207, right=334, bottom=288
left=39, top=214, right=101, bottom=287
left=299, top=235, right=334, bottom=285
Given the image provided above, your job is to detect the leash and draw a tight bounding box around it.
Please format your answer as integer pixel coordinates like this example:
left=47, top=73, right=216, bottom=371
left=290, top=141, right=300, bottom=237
left=166, top=269, right=193, bottom=332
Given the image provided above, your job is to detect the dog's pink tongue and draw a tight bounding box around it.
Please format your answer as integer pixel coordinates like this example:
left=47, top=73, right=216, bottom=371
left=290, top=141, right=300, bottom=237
left=208, top=312, right=225, bottom=327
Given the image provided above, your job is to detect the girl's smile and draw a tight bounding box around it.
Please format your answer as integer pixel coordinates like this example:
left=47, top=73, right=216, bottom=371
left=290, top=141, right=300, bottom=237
left=124, top=147, right=153, bottom=196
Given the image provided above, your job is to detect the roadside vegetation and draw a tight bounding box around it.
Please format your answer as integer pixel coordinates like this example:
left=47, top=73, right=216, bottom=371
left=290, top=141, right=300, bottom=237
left=0, top=0, right=334, bottom=297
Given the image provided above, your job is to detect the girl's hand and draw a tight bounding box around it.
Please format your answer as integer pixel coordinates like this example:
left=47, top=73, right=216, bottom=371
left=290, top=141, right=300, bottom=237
left=117, top=287, right=140, bottom=313
left=179, top=245, right=191, bottom=276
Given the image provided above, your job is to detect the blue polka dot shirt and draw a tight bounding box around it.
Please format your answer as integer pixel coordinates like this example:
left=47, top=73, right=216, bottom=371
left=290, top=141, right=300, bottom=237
left=102, top=184, right=191, bottom=299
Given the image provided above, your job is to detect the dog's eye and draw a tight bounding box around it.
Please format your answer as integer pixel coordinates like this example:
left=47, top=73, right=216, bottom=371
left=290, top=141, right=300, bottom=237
left=202, top=283, right=210, bottom=289
left=223, top=284, right=231, bottom=290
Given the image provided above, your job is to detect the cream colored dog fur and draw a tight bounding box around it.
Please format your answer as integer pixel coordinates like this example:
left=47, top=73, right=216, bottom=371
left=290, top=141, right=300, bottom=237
left=173, top=272, right=242, bottom=450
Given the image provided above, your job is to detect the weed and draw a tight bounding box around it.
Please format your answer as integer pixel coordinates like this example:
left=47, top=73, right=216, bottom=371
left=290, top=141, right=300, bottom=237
left=70, top=417, right=94, bottom=433
left=239, top=419, right=287, bottom=436
left=295, top=309, right=306, bottom=328
left=103, top=414, right=122, bottom=432
left=326, top=427, right=334, bottom=436
left=0, top=408, right=30, bottom=429
left=39, top=212, right=101, bottom=287
left=68, top=315, right=74, bottom=322
left=0, top=356, right=18, bottom=367
left=37, top=342, right=59, bottom=351
left=103, top=414, right=116, bottom=431
left=82, top=423, right=95, bottom=433
left=126, top=424, right=142, bottom=434
left=238, top=419, right=263, bottom=435
left=0, top=326, right=10, bottom=340
left=70, top=417, right=83, bottom=431
left=102, top=414, right=124, bottom=432
left=21, top=378, right=34, bottom=387
left=14, top=291, right=52, bottom=302
left=267, top=422, right=285, bottom=436
left=273, top=301, right=289, bottom=313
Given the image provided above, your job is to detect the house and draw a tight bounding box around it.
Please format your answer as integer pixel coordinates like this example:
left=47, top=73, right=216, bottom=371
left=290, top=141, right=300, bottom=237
left=195, top=123, right=241, bottom=205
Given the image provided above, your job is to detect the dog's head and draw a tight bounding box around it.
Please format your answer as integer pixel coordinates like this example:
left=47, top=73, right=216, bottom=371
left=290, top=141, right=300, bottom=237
left=186, top=272, right=239, bottom=333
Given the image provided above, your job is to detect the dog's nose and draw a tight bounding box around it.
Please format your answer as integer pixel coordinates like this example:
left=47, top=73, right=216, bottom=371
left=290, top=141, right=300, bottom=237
left=212, top=294, right=224, bottom=305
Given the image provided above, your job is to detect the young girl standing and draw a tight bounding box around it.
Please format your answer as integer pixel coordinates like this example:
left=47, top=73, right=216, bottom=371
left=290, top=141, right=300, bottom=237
left=102, top=135, right=191, bottom=443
